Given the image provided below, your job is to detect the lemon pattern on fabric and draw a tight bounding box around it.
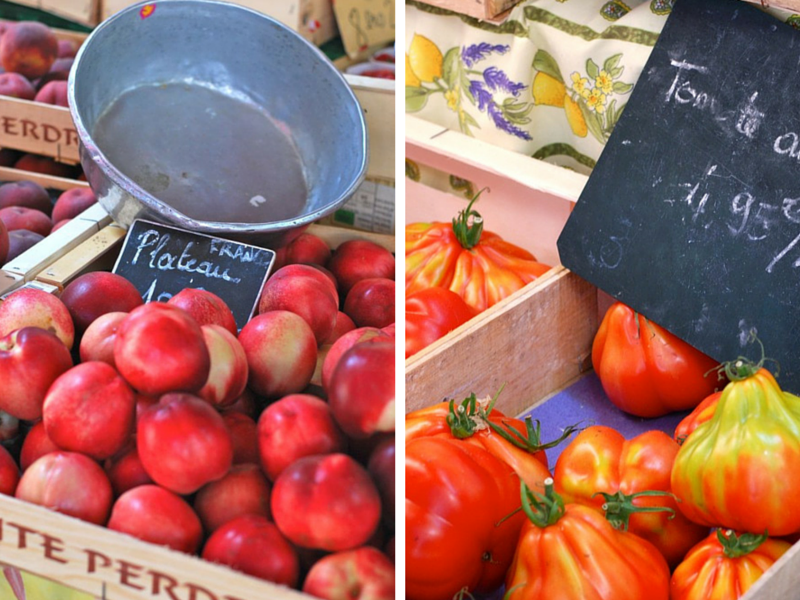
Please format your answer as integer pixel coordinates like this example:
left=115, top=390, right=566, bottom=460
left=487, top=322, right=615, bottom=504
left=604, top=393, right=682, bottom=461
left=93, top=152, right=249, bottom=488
left=531, top=72, right=566, bottom=107
left=532, top=49, right=632, bottom=143
left=406, top=53, right=421, bottom=87
left=408, top=34, right=443, bottom=83
left=564, top=95, right=588, bottom=137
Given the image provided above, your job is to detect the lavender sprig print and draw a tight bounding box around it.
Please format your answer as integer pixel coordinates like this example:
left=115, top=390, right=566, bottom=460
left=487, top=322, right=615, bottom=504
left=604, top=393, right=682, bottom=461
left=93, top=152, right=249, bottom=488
left=406, top=36, right=533, bottom=141
left=460, top=45, right=532, bottom=140
left=483, top=66, right=527, bottom=96
left=469, top=80, right=532, bottom=140
left=461, top=42, right=509, bottom=68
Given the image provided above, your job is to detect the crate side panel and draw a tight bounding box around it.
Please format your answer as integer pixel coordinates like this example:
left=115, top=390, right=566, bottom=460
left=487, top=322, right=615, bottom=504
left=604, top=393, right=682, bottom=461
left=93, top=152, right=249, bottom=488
left=347, top=76, right=395, bottom=183
left=405, top=267, right=598, bottom=416
left=741, top=540, right=800, bottom=600
left=0, top=494, right=311, bottom=600
left=0, top=97, right=80, bottom=163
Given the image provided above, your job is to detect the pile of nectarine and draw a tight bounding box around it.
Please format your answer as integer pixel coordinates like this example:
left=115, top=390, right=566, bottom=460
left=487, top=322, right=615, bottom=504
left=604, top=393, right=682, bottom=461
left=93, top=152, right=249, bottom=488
left=0, top=230, right=396, bottom=599
left=0, top=20, right=75, bottom=107
left=0, top=179, right=97, bottom=264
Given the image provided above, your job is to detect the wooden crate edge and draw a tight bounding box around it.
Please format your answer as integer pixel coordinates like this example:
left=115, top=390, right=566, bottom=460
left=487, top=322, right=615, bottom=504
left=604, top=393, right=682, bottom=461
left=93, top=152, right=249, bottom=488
left=410, top=0, right=522, bottom=20
left=740, top=537, right=800, bottom=599
left=0, top=165, right=88, bottom=190
left=308, top=223, right=394, bottom=251
left=405, top=266, right=599, bottom=416
left=0, top=487, right=315, bottom=600
left=0, top=96, right=81, bottom=164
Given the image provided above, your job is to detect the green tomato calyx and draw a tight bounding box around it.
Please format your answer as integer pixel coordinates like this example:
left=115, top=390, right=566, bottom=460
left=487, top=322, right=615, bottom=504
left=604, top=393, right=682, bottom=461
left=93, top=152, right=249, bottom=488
left=594, top=490, right=676, bottom=531
left=521, top=478, right=565, bottom=528
left=717, top=529, right=769, bottom=558
left=446, top=387, right=580, bottom=453
left=715, top=332, right=781, bottom=382
left=452, top=189, right=487, bottom=250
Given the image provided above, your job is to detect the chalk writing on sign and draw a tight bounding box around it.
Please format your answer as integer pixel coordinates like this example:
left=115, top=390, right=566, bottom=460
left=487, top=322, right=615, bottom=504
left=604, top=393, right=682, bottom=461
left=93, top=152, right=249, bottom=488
left=659, top=59, right=800, bottom=277
left=665, top=60, right=764, bottom=139
left=113, top=220, right=275, bottom=330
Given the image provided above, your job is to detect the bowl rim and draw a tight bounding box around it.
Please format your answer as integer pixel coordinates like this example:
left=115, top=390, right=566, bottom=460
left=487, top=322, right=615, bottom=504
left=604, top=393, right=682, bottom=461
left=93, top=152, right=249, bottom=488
left=67, top=0, right=369, bottom=234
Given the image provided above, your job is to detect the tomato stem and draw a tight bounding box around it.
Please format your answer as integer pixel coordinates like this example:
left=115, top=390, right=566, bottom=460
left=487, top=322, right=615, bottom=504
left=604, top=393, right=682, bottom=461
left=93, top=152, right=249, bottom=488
left=714, top=331, right=780, bottom=382
left=452, top=189, right=487, bottom=250
left=446, top=387, right=580, bottom=454
left=593, top=490, right=677, bottom=532
left=716, top=529, right=769, bottom=558
left=453, top=586, right=477, bottom=600
left=446, top=385, right=506, bottom=439
left=520, top=478, right=564, bottom=528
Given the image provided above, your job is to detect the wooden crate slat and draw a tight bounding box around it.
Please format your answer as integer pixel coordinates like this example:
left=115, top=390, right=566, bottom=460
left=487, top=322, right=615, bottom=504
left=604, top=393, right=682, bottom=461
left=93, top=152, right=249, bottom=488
left=405, top=266, right=598, bottom=416
left=0, top=494, right=310, bottom=600
left=406, top=115, right=587, bottom=205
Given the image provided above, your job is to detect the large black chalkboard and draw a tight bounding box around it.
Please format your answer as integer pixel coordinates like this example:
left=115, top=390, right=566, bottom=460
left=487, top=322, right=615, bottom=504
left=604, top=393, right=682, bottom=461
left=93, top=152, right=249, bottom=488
left=113, top=220, right=275, bottom=331
left=557, top=0, right=800, bottom=392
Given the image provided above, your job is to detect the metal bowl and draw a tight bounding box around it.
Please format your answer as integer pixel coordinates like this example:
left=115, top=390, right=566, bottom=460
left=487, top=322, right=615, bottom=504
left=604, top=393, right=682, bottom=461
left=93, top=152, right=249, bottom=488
left=68, top=0, right=368, bottom=248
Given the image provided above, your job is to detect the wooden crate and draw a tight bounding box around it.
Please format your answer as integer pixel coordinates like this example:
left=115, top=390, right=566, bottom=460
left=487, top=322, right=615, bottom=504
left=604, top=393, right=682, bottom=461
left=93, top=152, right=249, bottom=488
left=100, top=0, right=338, bottom=46
left=405, top=114, right=800, bottom=600
left=0, top=165, right=94, bottom=296
left=405, top=113, right=592, bottom=413
left=410, top=0, right=522, bottom=21
left=7, top=0, right=99, bottom=27
left=0, top=164, right=89, bottom=192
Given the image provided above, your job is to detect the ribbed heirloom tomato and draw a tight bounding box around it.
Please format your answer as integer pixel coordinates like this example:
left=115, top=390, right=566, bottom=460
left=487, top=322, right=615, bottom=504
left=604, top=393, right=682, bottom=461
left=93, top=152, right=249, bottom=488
left=673, top=391, right=721, bottom=444
left=406, top=391, right=556, bottom=487
left=671, top=530, right=791, bottom=600
left=505, top=479, right=670, bottom=600
left=406, top=437, right=526, bottom=600
left=405, top=192, right=550, bottom=313
left=553, top=425, right=708, bottom=568
left=671, top=355, right=800, bottom=536
left=592, top=302, right=721, bottom=417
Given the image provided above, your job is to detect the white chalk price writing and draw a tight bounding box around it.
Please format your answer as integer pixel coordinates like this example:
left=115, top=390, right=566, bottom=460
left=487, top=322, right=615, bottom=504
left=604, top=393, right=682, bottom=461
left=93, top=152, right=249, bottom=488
left=113, top=220, right=275, bottom=330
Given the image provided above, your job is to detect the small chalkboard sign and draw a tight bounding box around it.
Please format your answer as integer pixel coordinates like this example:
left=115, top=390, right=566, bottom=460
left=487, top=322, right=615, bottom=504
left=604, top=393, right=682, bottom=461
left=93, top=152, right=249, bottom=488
left=557, top=0, right=800, bottom=392
left=113, top=220, right=275, bottom=331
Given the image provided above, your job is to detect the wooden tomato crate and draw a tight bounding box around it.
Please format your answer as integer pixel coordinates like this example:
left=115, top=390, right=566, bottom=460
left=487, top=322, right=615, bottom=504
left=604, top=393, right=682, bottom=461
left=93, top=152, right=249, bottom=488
left=405, top=115, right=800, bottom=600
left=405, top=113, right=591, bottom=413
left=0, top=212, right=393, bottom=600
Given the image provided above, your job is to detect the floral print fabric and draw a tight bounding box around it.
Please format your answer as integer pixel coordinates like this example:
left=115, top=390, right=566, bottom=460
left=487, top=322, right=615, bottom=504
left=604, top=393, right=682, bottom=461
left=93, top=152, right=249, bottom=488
left=406, top=0, right=798, bottom=174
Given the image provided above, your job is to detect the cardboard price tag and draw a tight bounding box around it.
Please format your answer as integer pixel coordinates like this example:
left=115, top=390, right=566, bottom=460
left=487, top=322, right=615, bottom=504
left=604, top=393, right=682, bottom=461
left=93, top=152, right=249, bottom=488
left=333, top=0, right=394, bottom=58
